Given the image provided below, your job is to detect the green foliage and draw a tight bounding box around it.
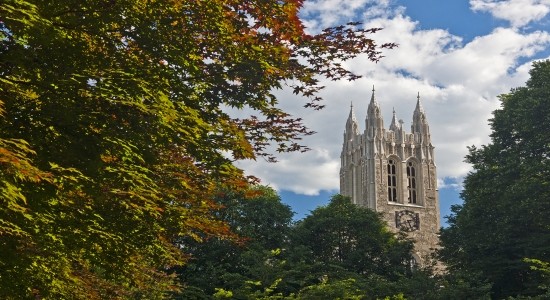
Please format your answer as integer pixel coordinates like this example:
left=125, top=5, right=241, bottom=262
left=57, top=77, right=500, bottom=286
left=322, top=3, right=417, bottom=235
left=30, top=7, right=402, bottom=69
left=177, top=193, right=451, bottom=299
left=175, top=186, right=294, bottom=299
left=431, top=270, right=492, bottom=300
left=295, top=278, right=364, bottom=300
left=291, top=194, right=414, bottom=279
left=296, top=196, right=443, bottom=300
left=1, top=0, right=393, bottom=297
left=439, top=60, right=550, bottom=299
left=213, top=288, right=234, bottom=299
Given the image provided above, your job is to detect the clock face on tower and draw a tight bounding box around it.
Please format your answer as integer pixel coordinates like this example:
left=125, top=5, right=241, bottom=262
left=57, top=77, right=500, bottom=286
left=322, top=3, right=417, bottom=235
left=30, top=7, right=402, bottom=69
left=395, top=210, right=420, bottom=232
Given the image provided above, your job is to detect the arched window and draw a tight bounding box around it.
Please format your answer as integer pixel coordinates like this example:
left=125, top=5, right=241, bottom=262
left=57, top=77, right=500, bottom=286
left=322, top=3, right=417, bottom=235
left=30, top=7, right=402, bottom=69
left=407, top=161, right=417, bottom=204
left=387, top=159, right=397, bottom=202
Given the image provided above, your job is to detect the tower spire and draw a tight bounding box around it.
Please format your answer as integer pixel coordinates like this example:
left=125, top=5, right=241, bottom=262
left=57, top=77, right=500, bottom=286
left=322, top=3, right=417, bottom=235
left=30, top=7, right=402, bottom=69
left=390, top=107, right=400, bottom=131
left=345, top=101, right=359, bottom=136
left=347, top=102, right=358, bottom=123
left=412, top=92, right=431, bottom=144
left=415, top=92, right=424, bottom=113
left=366, top=84, right=384, bottom=139
left=413, top=92, right=426, bottom=122
left=368, top=85, right=381, bottom=114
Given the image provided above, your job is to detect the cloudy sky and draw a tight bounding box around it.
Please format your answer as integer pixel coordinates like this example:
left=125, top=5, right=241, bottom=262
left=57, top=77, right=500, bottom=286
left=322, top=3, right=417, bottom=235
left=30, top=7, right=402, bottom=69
left=236, top=0, right=550, bottom=223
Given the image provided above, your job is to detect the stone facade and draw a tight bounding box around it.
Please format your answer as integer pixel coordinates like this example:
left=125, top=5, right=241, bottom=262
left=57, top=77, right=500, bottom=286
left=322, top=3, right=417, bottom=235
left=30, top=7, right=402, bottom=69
left=339, top=88, right=440, bottom=265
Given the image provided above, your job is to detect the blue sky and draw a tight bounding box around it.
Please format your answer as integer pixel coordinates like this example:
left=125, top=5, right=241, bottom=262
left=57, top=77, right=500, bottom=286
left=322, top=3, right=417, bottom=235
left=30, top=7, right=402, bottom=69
left=237, top=0, right=550, bottom=225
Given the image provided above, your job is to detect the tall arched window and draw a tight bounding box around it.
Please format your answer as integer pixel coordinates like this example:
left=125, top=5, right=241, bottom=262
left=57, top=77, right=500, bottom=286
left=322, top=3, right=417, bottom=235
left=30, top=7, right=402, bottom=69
left=407, top=161, right=417, bottom=204
left=387, top=159, right=397, bottom=202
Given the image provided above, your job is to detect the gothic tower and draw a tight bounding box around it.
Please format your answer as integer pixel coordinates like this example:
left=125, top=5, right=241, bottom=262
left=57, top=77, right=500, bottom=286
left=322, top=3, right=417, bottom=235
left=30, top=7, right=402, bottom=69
left=340, top=88, right=440, bottom=264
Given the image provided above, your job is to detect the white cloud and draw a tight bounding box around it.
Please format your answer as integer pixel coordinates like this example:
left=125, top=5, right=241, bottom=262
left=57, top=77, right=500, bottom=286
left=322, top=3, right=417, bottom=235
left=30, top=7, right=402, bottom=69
left=470, top=0, right=550, bottom=28
left=437, top=178, right=463, bottom=191
left=300, top=0, right=393, bottom=32
left=424, top=28, right=550, bottom=90
left=236, top=148, right=340, bottom=196
left=236, top=3, right=550, bottom=196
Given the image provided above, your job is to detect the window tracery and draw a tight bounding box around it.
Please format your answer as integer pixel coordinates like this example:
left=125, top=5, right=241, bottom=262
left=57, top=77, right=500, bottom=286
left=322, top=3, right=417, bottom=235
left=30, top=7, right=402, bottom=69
left=387, top=159, right=397, bottom=202
left=407, top=161, right=417, bottom=204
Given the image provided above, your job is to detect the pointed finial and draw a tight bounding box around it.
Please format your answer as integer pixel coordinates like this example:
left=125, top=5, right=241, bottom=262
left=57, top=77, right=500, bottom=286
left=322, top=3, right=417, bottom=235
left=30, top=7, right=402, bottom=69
left=347, top=101, right=357, bottom=122
left=346, top=101, right=358, bottom=133
left=390, top=107, right=400, bottom=131
left=368, top=84, right=381, bottom=120
left=415, top=91, right=424, bottom=112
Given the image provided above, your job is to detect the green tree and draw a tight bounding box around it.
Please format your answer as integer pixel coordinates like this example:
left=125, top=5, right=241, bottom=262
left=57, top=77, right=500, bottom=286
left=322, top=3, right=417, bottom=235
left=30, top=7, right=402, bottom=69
left=439, top=60, right=550, bottom=299
left=295, top=278, right=364, bottom=300
left=177, top=193, right=453, bottom=299
left=281, top=194, right=417, bottom=299
left=176, top=186, right=294, bottom=299
left=1, top=0, right=393, bottom=297
left=292, top=194, right=413, bottom=278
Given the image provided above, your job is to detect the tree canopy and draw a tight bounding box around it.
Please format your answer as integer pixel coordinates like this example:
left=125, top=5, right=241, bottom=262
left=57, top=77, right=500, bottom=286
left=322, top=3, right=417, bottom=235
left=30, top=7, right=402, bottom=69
left=176, top=186, right=294, bottom=298
left=291, top=194, right=413, bottom=279
left=176, top=194, right=443, bottom=299
left=0, top=0, right=393, bottom=298
left=439, top=60, right=550, bottom=299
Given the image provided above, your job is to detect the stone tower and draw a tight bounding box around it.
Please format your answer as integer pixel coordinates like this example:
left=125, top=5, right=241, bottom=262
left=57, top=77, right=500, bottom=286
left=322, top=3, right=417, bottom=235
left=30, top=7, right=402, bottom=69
left=340, top=88, right=440, bottom=265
